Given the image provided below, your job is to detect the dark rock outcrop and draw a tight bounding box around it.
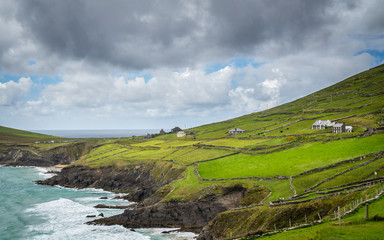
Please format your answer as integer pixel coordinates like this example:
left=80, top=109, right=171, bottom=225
left=94, top=204, right=133, bottom=209
left=36, top=164, right=184, bottom=202
left=90, top=191, right=246, bottom=233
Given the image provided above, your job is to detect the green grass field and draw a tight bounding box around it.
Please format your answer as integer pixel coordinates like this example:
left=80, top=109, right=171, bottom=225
left=0, top=126, right=60, bottom=143
left=260, top=194, right=384, bottom=240
left=198, top=134, right=384, bottom=179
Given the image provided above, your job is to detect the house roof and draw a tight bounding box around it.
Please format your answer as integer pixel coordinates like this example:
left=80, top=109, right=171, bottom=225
left=228, top=128, right=245, bottom=132
left=334, top=123, right=344, bottom=127
left=313, top=120, right=332, bottom=126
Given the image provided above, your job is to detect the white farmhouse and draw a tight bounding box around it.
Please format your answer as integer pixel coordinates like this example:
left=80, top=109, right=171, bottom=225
left=228, top=128, right=246, bottom=135
left=177, top=131, right=186, bottom=137
left=312, top=120, right=334, bottom=129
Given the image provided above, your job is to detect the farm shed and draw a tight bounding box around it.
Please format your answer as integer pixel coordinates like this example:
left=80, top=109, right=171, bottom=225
left=345, top=126, right=353, bottom=132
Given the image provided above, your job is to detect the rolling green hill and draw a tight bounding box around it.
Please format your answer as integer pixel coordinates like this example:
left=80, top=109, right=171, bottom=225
left=0, top=126, right=60, bottom=143
left=2, top=64, right=384, bottom=239
left=82, top=64, right=384, bottom=239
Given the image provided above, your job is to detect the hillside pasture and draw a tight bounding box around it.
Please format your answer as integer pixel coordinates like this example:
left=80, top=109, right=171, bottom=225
left=316, top=155, right=384, bottom=190
left=198, top=134, right=384, bottom=179
left=165, top=147, right=235, bottom=164
left=0, top=126, right=60, bottom=143
left=292, top=158, right=369, bottom=194
left=203, top=138, right=267, bottom=148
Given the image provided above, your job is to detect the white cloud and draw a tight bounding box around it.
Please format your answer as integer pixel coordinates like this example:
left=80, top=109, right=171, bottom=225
left=23, top=66, right=234, bottom=119
left=0, top=77, right=32, bottom=106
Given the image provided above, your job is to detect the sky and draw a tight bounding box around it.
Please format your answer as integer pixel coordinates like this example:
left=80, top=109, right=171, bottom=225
left=0, top=0, right=384, bottom=130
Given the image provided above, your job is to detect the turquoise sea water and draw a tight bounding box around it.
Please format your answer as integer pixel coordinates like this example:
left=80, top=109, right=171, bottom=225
left=0, top=166, right=195, bottom=240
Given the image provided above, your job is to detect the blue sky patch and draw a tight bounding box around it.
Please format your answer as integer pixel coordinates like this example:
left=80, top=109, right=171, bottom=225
left=0, top=73, right=23, bottom=83
left=125, top=71, right=153, bottom=83
left=205, top=58, right=263, bottom=74
left=0, top=73, right=63, bottom=101
left=28, top=60, right=37, bottom=66
left=356, top=50, right=384, bottom=65
left=28, top=75, right=63, bottom=100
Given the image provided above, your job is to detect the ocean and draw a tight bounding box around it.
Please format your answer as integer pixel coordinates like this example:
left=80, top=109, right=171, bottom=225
left=32, top=129, right=165, bottom=139
left=0, top=166, right=196, bottom=240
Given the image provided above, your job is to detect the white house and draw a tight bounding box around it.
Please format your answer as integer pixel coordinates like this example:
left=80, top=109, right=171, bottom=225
left=312, top=120, right=334, bottom=129
left=345, top=126, right=353, bottom=132
left=333, top=123, right=345, bottom=133
left=228, top=128, right=246, bottom=135
left=312, top=120, right=352, bottom=133
left=177, top=131, right=186, bottom=137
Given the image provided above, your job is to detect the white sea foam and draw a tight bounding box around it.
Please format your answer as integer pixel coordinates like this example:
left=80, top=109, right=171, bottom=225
left=25, top=198, right=147, bottom=240
left=137, top=228, right=197, bottom=240
left=34, top=167, right=57, bottom=179
left=53, top=185, right=111, bottom=194
left=75, top=196, right=132, bottom=205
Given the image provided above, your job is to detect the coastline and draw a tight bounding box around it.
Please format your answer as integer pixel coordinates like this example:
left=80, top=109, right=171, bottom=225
left=1, top=165, right=198, bottom=239
left=36, top=166, right=203, bottom=236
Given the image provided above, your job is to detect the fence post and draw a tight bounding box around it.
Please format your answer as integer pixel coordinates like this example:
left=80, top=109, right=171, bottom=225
left=274, top=224, right=277, bottom=232
left=365, top=203, right=369, bottom=219
left=318, top=213, right=322, bottom=221
left=338, top=206, right=341, bottom=225
left=305, top=214, right=307, bottom=223
left=289, top=219, right=291, bottom=228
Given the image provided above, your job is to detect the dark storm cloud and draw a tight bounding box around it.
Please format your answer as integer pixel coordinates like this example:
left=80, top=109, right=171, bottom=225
left=207, top=0, right=337, bottom=52
left=17, top=0, right=201, bottom=69
left=15, top=0, right=357, bottom=70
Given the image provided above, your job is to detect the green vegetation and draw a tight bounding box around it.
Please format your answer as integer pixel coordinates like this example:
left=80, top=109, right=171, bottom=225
left=0, top=126, right=61, bottom=143
left=2, top=64, right=384, bottom=239
left=260, top=194, right=384, bottom=240
left=198, top=134, right=384, bottom=179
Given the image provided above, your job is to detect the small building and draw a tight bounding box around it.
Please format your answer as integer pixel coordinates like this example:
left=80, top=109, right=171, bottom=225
left=333, top=123, right=345, bottom=133
left=228, top=128, right=246, bottom=135
left=312, top=120, right=334, bottom=129
left=345, top=126, right=353, bottom=132
left=177, top=131, right=186, bottom=137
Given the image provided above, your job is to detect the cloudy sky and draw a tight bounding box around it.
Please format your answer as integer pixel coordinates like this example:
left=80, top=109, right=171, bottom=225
left=0, top=0, right=383, bottom=130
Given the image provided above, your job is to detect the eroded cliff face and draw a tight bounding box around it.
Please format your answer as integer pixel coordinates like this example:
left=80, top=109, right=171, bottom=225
left=37, top=163, right=186, bottom=202
left=91, top=192, right=246, bottom=232
left=37, top=164, right=268, bottom=236
left=0, top=142, right=88, bottom=166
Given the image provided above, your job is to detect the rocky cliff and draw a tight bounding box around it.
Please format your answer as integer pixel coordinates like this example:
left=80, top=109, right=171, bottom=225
left=37, top=163, right=268, bottom=235
left=91, top=191, right=246, bottom=233
left=0, top=142, right=88, bottom=166
left=37, top=163, right=186, bottom=202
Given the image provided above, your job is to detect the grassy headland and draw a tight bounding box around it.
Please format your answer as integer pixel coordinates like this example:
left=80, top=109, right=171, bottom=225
left=2, top=64, right=384, bottom=239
